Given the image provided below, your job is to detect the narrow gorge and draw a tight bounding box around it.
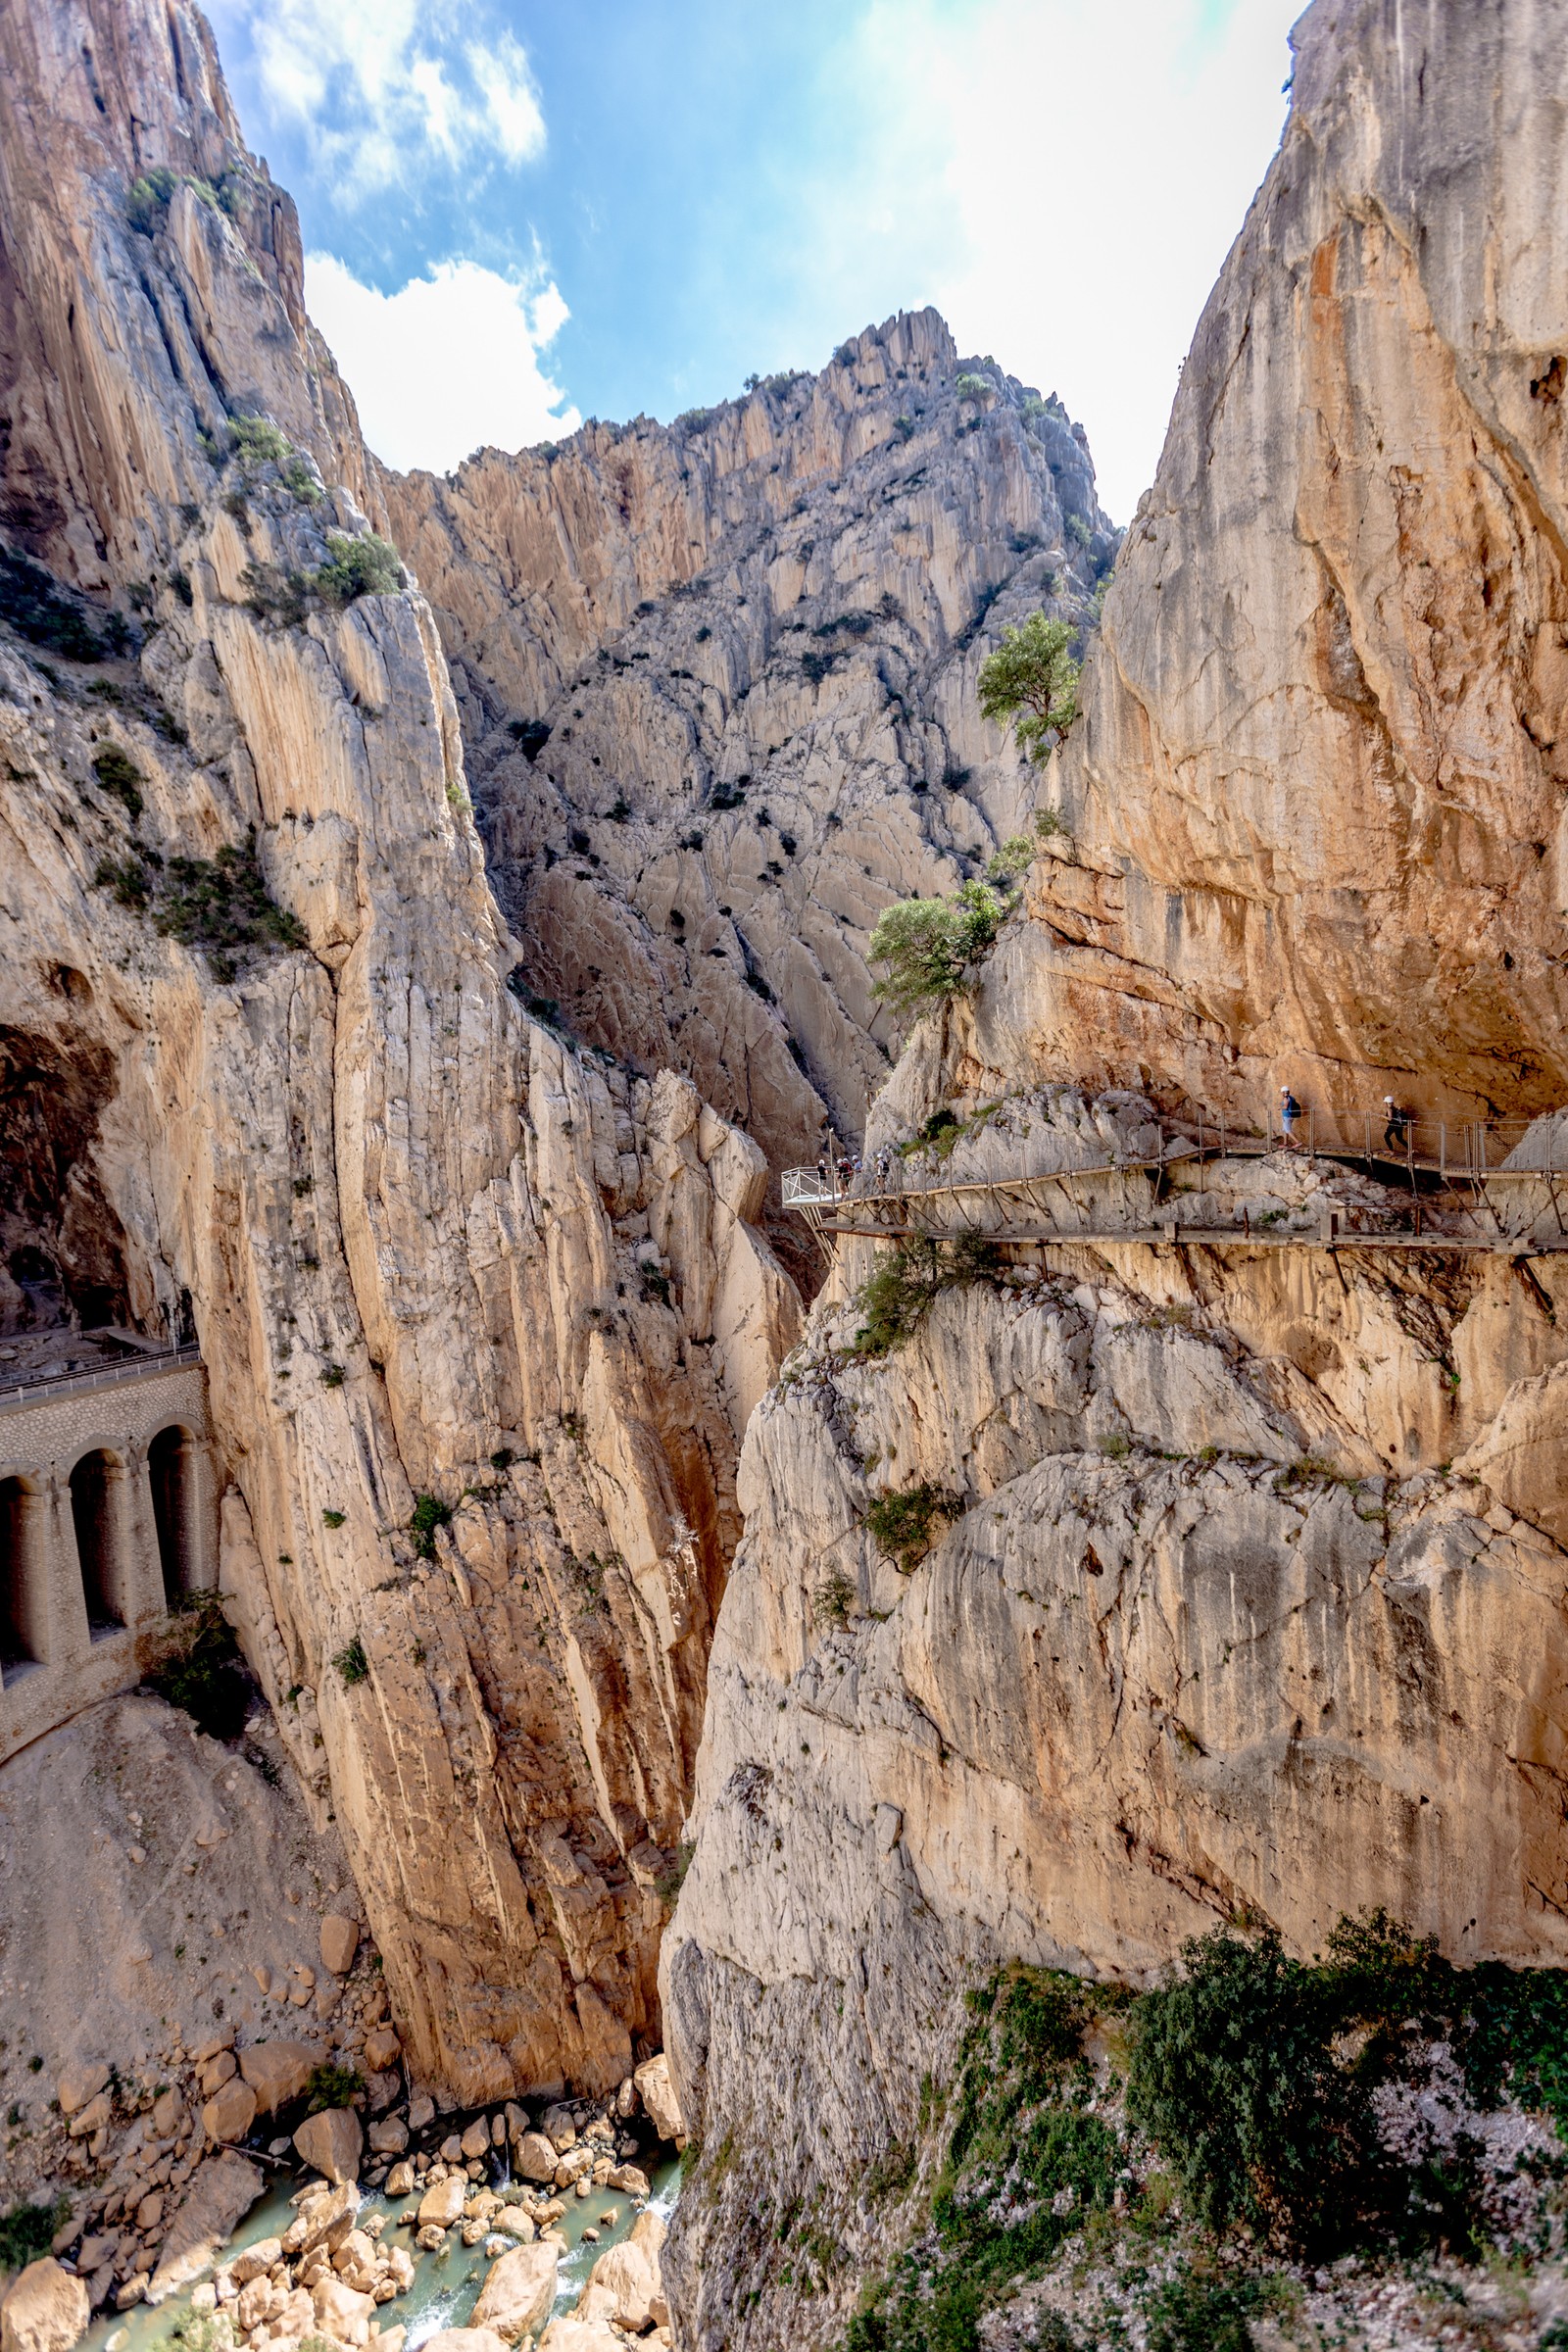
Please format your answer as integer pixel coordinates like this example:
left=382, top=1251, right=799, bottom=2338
left=4, top=2, right=1568, bottom=2350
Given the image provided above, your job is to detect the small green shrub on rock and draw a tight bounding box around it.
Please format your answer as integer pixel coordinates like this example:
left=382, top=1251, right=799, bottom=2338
left=302, top=2062, right=364, bottom=2114
left=863, top=1484, right=959, bottom=1573
left=409, top=1493, right=453, bottom=1560
left=154, top=827, right=309, bottom=982
left=851, top=1234, right=1004, bottom=1357
left=333, top=1637, right=368, bottom=1686
left=94, top=854, right=155, bottom=910
left=92, top=744, right=144, bottom=821
left=811, top=1569, right=857, bottom=1627
left=315, top=531, right=401, bottom=606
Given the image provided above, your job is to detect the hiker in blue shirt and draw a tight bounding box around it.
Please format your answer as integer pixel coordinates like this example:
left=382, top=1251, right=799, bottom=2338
left=1279, top=1086, right=1303, bottom=1148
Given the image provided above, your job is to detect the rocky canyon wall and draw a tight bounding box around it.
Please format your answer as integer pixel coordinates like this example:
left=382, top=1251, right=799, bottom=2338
left=662, top=5, right=1568, bottom=2347
left=974, top=0, right=1568, bottom=1130
left=0, top=0, right=802, bottom=2106
left=376, top=327, right=1117, bottom=1191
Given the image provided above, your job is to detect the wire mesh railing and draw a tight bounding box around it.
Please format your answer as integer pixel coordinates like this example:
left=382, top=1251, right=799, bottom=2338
left=0, top=1343, right=203, bottom=1415
left=783, top=1110, right=1568, bottom=1241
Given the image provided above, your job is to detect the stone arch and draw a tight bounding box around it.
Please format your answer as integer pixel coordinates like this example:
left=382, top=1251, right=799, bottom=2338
left=0, top=1473, right=44, bottom=1682
left=148, top=1423, right=200, bottom=1604
left=69, top=1446, right=125, bottom=1635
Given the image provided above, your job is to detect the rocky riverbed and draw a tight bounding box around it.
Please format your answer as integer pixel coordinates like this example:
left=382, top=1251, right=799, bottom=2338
left=3, top=2065, right=682, bottom=2352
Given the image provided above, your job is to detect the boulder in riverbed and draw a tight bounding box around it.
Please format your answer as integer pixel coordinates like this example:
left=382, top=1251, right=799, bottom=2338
left=469, top=2243, right=558, bottom=2344
left=0, top=2260, right=90, bottom=2352
left=144, top=2154, right=264, bottom=2304
left=294, top=2105, right=364, bottom=2183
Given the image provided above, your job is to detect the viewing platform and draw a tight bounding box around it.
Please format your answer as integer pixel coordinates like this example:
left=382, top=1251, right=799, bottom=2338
left=0, top=1332, right=216, bottom=1765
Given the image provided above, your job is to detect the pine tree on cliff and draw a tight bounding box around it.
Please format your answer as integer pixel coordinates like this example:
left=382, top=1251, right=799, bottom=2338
left=977, top=610, right=1080, bottom=763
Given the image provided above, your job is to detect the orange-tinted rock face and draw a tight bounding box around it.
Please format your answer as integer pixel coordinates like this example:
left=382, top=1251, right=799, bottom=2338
left=660, top=8, right=1568, bottom=2347
left=0, top=0, right=799, bottom=2098
left=962, top=0, right=1568, bottom=1136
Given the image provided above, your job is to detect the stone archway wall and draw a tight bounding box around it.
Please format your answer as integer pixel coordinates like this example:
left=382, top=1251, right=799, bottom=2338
left=0, top=1360, right=216, bottom=1764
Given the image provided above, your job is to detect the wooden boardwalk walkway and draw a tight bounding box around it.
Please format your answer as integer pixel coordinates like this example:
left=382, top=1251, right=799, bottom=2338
left=783, top=1113, right=1568, bottom=1257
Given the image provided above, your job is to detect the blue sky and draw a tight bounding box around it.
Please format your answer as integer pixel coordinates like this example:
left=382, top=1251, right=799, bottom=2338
left=204, top=0, right=1303, bottom=520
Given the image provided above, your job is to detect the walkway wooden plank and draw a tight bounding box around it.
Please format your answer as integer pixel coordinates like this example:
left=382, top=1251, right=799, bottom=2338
left=813, top=1222, right=1568, bottom=1255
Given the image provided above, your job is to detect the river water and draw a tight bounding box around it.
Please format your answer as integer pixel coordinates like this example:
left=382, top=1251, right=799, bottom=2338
left=84, top=2151, right=681, bottom=2352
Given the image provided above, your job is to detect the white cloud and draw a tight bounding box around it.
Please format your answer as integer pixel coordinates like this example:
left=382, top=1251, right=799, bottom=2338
left=307, top=256, right=580, bottom=472
left=207, top=0, right=545, bottom=200
left=805, top=0, right=1300, bottom=521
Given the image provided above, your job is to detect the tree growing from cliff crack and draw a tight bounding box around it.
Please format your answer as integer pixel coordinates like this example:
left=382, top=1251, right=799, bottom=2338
left=867, top=839, right=1035, bottom=1016
left=978, top=611, right=1081, bottom=764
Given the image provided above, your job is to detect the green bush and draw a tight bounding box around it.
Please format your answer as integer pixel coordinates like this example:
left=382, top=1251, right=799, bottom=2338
left=656, top=1840, right=695, bottom=1909
left=243, top=562, right=311, bottom=626
left=977, top=612, right=1080, bottom=765
left=851, top=1235, right=1003, bottom=1358
left=863, top=1483, right=959, bottom=1572
left=92, top=744, right=144, bottom=821
left=95, top=854, right=155, bottom=910
left=137, top=1592, right=253, bottom=1741
left=1126, top=1928, right=1360, bottom=2246
left=302, top=2062, right=364, bottom=2115
left=811, top=1569, right=857, bottom=1627
left=955, top=372, right=993, bottom=404
left=333, top=1637, right=368, bottom=1686
left=409, top=1493, right=453, bottom=1560
left=868, top=880, right=1013, bottom=1017
left=154, top=826, right=309, bottom=981
left=1146, top=2267, right=1295, bottom=2352
left=126, top=168, right=179, bottom=234
left=0, top=2197, right=69, bottom=2271
left=229, top=416, right=292, bottom=466
left=314, top=531, right=401, bottom=606
left=0, top=545, right=129, bottom=661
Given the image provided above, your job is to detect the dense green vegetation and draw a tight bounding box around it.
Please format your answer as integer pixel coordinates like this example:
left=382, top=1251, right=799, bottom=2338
left=0, top=2196, right=69, bottom=2271
left=849, top=1233, right=1004, bottom=1358
left=862, top=1483, right=960, bottom=1573
left=302, top=2063, right=364, bottom=2115
left=137, top=1592, right=253, bottom=1741
left=154, top=829, right=310, bottom=981
left=409, top=1493, right=453, bottom=1560
left=840, top=1917, right=1568, bottom=2352
left=977, top=612, right=1081, bottom=765
left=867, top=840, right=1034, bottom=1016
left=314, top=530, right=401, bottom=605
left=91, top=745, right=145, bottom=821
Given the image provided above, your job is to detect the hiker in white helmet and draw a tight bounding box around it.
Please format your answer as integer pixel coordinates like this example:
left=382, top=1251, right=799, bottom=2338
left=1279, top=1084, right=1302, bottom=1148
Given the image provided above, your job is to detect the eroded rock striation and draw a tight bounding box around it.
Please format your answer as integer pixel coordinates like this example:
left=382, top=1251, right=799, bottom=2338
left=0, top=0, right=801, bottom=2103
left=662, top=5, right=1568, bottom=2346
left=377, top=327, right=1115, bottom=1187
left=975, top=0, right=1568, bottom=1125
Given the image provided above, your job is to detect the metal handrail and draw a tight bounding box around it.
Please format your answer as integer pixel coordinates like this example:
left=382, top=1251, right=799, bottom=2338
left=783, top=1110, right=1568, bottom=1239
left=0, top=1343, right=203, bottom=1415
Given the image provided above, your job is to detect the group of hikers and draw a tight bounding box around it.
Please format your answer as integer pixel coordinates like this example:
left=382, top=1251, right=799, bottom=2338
left=808, top=1090, right=1419, bottom=1197
left=1278, top=1087, right=1412, bottom=1153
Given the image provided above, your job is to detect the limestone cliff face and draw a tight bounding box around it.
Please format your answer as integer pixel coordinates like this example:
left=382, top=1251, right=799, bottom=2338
left=971, top=0, right=1568, bottom=1128
left=662, top=6, right=1568, bottom=2347
left=0, top=0, right=799, bottom=2102
left=377, top=335, right=1116, bottom=1180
